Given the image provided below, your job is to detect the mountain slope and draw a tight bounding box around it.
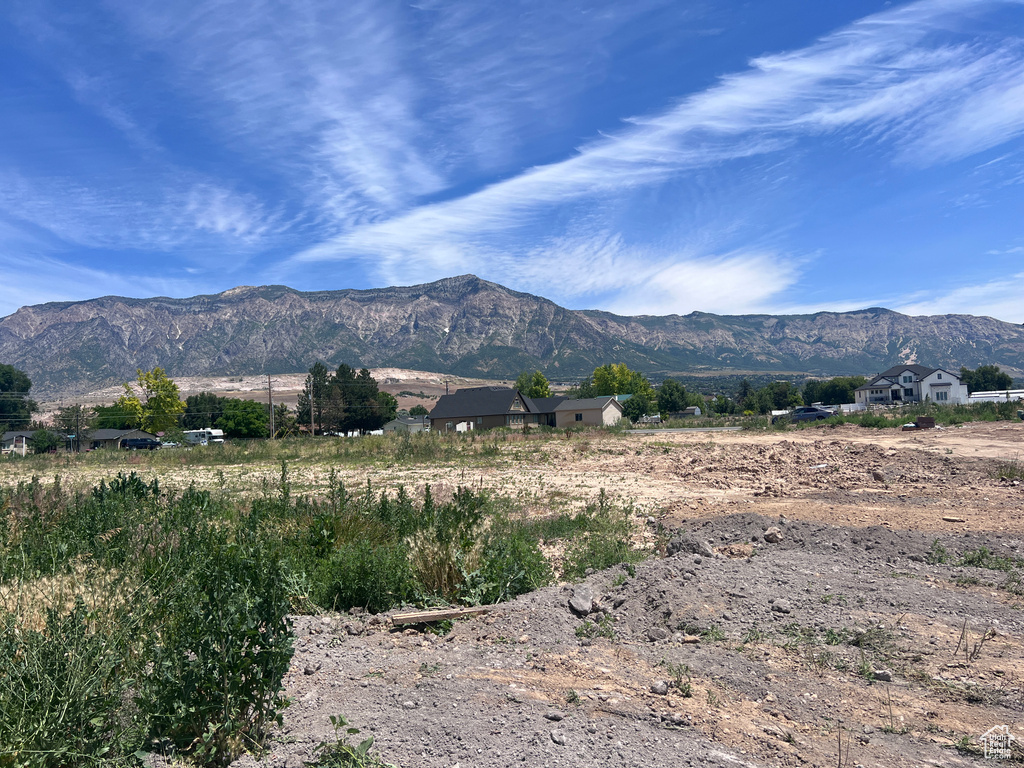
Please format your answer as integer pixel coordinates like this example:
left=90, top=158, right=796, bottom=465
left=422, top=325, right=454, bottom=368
left=1, top=275, right=1022, bottom=396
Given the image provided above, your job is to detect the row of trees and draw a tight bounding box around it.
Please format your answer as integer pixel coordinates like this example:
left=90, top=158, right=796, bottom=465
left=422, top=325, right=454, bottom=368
left=296, top=363, right=398, bottom=435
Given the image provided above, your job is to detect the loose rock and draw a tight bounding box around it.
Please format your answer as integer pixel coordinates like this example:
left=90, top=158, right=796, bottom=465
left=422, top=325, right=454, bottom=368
left=568, top=586, right=594, bottom=617
left=771, top=599, right=792, bottom=614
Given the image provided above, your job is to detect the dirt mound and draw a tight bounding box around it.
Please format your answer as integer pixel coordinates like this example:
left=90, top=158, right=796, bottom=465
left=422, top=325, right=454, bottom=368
left=237, top=510, right=1023, bottom=768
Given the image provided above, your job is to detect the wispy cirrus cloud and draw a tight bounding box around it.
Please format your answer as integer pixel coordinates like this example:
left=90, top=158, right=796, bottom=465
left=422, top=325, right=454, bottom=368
left=287, top=0, right=1024, bottom=313
left=107, top=0, right=446, bottom=225
left=893, top=272, right=1024, bottom=323
left=0, top=170, right=282, bottom=263
left=0, top=251, right=208, bottom=316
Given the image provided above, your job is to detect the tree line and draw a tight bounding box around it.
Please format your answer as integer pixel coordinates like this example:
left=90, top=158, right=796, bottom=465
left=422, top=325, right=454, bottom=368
left=0, top=361, right=402, bottom=451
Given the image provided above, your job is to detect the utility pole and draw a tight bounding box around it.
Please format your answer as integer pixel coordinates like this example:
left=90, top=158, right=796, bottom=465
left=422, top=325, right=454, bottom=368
left=267, top=374, right=275, bottom=439
left=310, top=388, right=315, bottom=437
left=76, top=407, right=81, bottom=453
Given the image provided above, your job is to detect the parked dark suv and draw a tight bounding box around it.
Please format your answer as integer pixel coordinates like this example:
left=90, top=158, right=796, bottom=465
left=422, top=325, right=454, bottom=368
left=772, top=406, right=833, bottom=424
left=122, top=438, right=161, bottom=450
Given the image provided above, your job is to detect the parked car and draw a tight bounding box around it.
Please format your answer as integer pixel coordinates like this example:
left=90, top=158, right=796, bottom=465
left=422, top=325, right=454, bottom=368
left=772, top=406, right=833, bottom=424
left=122, top=438, right=161, bottom=450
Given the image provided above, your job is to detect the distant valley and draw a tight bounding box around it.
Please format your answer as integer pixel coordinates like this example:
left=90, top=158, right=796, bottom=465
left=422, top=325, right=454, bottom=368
left=2, top=275, right=1022, bottom=398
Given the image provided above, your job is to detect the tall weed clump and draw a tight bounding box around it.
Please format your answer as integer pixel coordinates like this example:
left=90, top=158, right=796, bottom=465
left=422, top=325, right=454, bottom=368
left=561, top=490, right=642, bottom=580
left=0, top=473, right=294, bottom=767
left=0, top=591, right=149, bottom=768
left=143, top=526, right=293, bottom=765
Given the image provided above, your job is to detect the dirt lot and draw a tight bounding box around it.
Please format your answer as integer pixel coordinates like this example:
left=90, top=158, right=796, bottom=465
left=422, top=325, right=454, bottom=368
left=4, top=420, right=1022, bottom=766
left=220, top=422, right=1024, bottom=768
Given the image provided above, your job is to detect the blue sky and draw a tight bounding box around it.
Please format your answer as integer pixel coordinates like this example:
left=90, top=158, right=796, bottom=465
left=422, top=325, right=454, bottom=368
left=2, top=0, right=1024, bottom=322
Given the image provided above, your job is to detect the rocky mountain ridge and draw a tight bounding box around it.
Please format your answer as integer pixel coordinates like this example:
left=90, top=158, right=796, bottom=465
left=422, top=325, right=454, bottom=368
left=2, top=275, right=1022, bottom=396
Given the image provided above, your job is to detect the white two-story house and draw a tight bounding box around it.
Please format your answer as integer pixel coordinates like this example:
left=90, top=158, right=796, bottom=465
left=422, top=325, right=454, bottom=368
left=854, top=365, right=969, bottom=406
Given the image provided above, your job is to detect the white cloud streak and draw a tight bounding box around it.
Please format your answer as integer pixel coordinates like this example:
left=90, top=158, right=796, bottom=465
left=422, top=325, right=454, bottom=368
left=287, top=0, right=1024, bottom=312
left=893, top=272, right=1024, bottom=323
left=0, top=252, right=208, bottom=317
left=0, top=171, right=280, bottom=260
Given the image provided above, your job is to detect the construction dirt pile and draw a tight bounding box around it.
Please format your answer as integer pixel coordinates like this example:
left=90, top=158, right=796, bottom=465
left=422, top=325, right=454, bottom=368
left=231, top=423, right=1024, bottom=768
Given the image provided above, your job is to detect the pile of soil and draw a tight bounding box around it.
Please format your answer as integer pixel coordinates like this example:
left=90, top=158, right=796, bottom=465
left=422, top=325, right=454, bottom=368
left=237, top=507, right=1022, bottom=768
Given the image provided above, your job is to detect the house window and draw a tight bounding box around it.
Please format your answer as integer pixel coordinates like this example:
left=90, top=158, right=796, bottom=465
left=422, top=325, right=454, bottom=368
left=575, top=413, right=583, bottom=422
left=509, top=414, right=523, bottom=425
left=937, top=373, right=942, bottom=380
left=902, top=375, right=912, bottom=384
left=477, top=417, right=482, bottom=425
left=904, top=388, right=913, bottom=397
left=935, top=390, right=948, bottom=402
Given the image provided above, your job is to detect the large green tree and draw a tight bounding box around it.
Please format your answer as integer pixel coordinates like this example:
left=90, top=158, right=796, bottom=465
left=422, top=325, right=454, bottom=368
left=93, top=403, right=136, bottom=430
left=409, top=404, right=430, bottom=417
left=30, top=429, right=61, bottom=454
left=0, top=364, right=37, bottom=432
left=515, top=370, right=552, bottom=399
left=297, top=363, right=394, bottom=435
left=802, top=376, right=867, bottom=406
left=118, top=368, right=185, bottom=433
left=960, top=365, right=1013, bottom=394
left=216, top=398, right=269, bottom=438
left=182, top=393, right=228, bottom=429
left=736, top=378, right=753, bottom=410
left=53, top=403, right=93, bottom=436
left=749, top=381, right=803, bottom=414
left=571, top=363, right=657, bottom=418
left=272, top=403, right=297, bottom=438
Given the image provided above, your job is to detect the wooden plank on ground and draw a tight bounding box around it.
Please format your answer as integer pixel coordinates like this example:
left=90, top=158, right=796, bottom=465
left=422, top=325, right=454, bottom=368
left=392, top=606, right=492, bottom=624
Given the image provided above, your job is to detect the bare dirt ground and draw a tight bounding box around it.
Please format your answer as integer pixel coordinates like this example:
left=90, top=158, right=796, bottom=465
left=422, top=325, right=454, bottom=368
left=217, top=422, right=1024, bottom=768
left=4, top=421, right=1022, bottom=766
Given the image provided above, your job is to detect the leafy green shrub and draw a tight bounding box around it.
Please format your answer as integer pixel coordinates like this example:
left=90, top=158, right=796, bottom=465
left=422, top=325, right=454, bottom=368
left=472, top=516, right=552, bottom=604
left=315, top=541, right=415, bottom=614
left=926, top=539, right=949, bottom=565
left=143, top=529, right=293, bottom=765
left=562, top=493, right=642, bottom=580
left=958, top=547, right=1021, bottom=572
left=306, top=715, right=395, bottom=768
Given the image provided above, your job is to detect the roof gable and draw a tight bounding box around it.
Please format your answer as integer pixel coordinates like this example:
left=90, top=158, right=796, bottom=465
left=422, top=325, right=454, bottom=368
left=554, top=396, right=622, bottom=412
left=429, top=387, right=538, bottom=420
left=878, top=364, right=936, bottom=379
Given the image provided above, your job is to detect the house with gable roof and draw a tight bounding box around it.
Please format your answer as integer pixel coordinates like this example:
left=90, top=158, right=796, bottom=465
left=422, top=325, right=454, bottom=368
left=428, top=386, right=566, bottom=432
left=853, top=364, right=969, bottom=407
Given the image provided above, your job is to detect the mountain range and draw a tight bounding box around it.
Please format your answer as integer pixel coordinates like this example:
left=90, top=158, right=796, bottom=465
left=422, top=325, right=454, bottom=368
left=2, top=275, right=1022, bottom=397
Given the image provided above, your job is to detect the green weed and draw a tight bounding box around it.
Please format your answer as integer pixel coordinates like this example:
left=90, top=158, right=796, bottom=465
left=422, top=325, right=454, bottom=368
left=306, top=715, right=396, bottom=768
